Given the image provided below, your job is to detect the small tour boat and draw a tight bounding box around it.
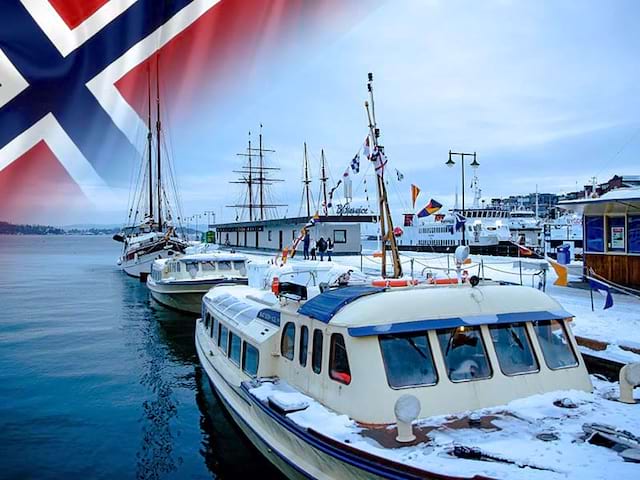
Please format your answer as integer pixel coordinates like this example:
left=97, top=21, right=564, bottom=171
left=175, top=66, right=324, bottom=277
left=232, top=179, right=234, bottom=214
left=147, top=253, right=249, bottom=314
left=196, top=273, right=640, bottom=479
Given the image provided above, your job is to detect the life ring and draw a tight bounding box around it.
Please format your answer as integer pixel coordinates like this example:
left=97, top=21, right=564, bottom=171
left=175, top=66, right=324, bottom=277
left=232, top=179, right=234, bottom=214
left=371, top=278, right=419, bottom=288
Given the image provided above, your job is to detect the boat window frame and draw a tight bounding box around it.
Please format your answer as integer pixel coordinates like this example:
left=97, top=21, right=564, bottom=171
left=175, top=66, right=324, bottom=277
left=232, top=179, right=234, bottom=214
left=488, top=322, right=540, bottom=377
left=228, top=330, right=241, bottom=366
left=299, top=325, right=309, bottom=367
left=312, top=329, right=323, bottom=375
left=531, top=319, right=579, bottom=371
left=242, top=341, right=259, bottom=377
left=211, top=315, right=218, bottom=341
left=329, top=333, right=352, bottom=385
left=436, top=325, right=493, bottom=383
left=378, top=331, right=439, bottom=389
left=280, top=322, right=295, bottom=361
left=219, top=323, right=229, bottom=355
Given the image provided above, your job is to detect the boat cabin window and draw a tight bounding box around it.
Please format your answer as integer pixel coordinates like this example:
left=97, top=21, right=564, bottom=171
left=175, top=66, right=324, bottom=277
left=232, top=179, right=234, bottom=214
left=229, top=331, right=241, bottom=366
left=204, top=312, right=211, bottom=329
left=488, top=323, right=539, bottom=376
left=299, top=325, right=309, bottom=367
left=437, top=326, right=492, bottom=382
left=233, top=261, right=247, bottom=275
left=186, top=261, right=198, bottom=278
left=329, top=334, right=351, bottom=385
left=202, top=262, right=216, bottom=272
left=242, top=342, right=259, bottom=377
left=379, top=332, right=438, bottom=388
left=212, top=316, right=218, bottom=341
left=281, top=322, right=295, bottom=361
left=219, top=324, right=229, bottom=354
left=218, top=261, right=232, bottom=272
left=312, top=329, right=323, bottom=374
left=532, top=320, right=578, bottom=370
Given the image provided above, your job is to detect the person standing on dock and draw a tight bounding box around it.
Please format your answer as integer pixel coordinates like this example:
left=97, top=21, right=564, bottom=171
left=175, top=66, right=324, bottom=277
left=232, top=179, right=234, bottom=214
left=317, top=237, right=327, bottom=261
left=327, top=238, right=334, bottom=261
left=303, top=231, right=311, bottom=260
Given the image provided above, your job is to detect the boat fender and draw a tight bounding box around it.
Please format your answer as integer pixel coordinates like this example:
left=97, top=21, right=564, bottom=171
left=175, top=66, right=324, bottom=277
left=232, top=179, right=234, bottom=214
left=620, top=362, right=640, bottom=404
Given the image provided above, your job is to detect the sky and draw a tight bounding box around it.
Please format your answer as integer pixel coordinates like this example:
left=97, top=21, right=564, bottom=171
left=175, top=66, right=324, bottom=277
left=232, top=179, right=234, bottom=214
left=74, top=0, right=640, bottom=226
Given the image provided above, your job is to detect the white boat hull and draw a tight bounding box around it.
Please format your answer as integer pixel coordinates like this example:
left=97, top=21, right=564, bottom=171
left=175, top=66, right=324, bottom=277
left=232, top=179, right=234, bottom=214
left=148, top=277, right=248, bottom=314
left=196, top=324, right=386, bottom=480
left=121, top=250, right=170, bottom=278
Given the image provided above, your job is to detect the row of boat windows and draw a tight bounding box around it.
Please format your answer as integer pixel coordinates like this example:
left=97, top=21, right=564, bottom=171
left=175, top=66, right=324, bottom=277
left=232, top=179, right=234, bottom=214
left=280, top=323, right=352, bottom=385
left=203, top=313, right=259, bottom=377
left=418, top=227, right=454, bottom=234
left=379, top=320, right=577, bottom=388
left=462, top=211, right=509, bottom=218
left=416, top=239, right=458, bottom=246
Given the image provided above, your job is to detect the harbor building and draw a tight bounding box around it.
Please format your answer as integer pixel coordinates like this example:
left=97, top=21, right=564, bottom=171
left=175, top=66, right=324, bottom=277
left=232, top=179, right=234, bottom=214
left=560, top=187, right=640, bottom=288
left=214, top=214, right=376, bottom=255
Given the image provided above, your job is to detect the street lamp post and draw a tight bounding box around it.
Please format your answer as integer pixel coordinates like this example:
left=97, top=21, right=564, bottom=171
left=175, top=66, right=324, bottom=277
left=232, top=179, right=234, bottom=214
left=446, top=150, right=479, bottom=245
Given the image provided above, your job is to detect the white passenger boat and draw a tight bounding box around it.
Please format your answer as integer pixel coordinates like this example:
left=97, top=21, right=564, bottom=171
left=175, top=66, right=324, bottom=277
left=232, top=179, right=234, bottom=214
left=509, top=209, right=542, bottom=248
left=147, top=253, right=248, bottom=314
left=196, top=274, right=640, bottom=479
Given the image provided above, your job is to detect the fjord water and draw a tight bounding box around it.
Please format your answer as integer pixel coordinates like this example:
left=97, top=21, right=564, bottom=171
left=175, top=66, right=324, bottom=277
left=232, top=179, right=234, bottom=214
left=0, top=235, right=283, bottom=480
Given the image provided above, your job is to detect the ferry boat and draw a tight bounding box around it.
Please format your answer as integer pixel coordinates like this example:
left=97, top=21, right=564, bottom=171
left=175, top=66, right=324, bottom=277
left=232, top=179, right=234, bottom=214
left=113, top=58, right=186, bottom=277
left=147, top=252, right=249, bottom=314
left=397, top=209, right=511, bottom=253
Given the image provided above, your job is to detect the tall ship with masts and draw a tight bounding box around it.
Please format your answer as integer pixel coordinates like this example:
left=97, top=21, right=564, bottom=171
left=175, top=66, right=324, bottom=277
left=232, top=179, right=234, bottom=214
left=113, top=57, right=187, bottom=278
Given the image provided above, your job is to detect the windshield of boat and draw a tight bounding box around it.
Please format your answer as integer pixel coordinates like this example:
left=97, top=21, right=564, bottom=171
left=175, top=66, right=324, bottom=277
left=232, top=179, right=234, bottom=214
left=379, top=332, right=438, bottom=388
left=532, top=319, right=578, bottom=370
left=488, top=323, right=539, bottom=375
left=437, top=326, right=492, bottom=382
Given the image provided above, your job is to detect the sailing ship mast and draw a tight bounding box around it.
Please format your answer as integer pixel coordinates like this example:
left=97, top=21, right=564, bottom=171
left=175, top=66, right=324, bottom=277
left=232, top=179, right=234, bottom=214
left=155, top=55, right=162, bottom=230
left=320, top=149, right=329, bottom=216
left=364, top=73, right=402, bottom=278
left=229, top=128, right=285, bottom=221
left=147, top=64, right=153, bottom=221
left=302, top=142, right=312, bottom=217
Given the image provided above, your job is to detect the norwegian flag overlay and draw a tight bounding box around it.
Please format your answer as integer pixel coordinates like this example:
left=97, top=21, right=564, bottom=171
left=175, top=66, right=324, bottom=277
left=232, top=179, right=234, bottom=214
left=0, top=0, right=357, bottom=223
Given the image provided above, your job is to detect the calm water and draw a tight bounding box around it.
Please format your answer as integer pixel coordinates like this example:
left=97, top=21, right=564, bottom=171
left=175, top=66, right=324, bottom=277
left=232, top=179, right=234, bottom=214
left=0, top=235, right=283, bottom=480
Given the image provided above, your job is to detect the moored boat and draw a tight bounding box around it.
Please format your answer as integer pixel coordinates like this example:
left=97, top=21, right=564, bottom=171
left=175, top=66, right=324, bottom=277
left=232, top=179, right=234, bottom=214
left=196, top=274, right=640, bottom=479
left=147, top=252, right=249, bottom=314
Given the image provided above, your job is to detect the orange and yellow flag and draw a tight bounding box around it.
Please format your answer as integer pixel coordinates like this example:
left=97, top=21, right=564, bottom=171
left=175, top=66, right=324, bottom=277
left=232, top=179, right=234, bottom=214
left=411, top=184, right=421, bottom=209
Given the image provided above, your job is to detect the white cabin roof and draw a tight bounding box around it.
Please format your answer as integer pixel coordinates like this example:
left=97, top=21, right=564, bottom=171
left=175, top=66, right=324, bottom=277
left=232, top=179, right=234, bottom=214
left=177, top=252, right=247, bottom=262
left=317, top=284, right=569, bottom=333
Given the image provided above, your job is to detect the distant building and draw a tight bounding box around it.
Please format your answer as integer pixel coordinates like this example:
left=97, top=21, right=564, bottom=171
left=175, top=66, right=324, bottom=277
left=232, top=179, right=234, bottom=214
left=489, top=193, right=559, bottom=218
left=559, top=188, right=640, bottom=288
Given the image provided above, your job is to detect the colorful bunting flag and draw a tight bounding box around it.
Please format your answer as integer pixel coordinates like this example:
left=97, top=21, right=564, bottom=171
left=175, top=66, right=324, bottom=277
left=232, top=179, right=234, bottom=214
left=417, top=199, right=442, bottom=218
left=350, top=154, right=360, bottom=174
left=588, top=278, right=614, bottom=310
left=395, top=169, right=404, bottom=182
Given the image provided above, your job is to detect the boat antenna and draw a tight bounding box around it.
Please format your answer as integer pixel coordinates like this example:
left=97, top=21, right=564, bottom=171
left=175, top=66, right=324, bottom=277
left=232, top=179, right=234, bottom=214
left=156, top=53, right=162, bottom=230
left=248, top=132, right=253, bottom=221
left=320, top=149, right=329, bottom=216
left=303, top=142, right=312, bottom=217
left=147, top=62, right=153, bottom=221
left=365, top=73, right=402, bottom=278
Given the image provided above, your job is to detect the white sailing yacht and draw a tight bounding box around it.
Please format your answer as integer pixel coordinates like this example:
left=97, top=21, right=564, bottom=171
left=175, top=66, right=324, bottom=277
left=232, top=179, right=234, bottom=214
left=114, top=58, right=186, bottom=278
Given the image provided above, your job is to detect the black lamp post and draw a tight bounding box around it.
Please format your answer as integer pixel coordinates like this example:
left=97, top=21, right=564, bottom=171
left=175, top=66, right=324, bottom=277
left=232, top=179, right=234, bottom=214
left=446, top=150, right=479, bottom=245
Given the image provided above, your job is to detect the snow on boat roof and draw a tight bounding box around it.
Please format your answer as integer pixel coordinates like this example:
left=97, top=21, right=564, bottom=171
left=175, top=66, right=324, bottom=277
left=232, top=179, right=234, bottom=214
left=177, top=252, right=247, bottom=262
left=307, top=285, right=570, bottom=334
left=204, top=285, right=277, bottom=326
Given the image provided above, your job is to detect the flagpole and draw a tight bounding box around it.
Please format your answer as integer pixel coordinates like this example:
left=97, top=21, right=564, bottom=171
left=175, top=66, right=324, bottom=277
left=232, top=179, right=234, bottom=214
left=365, top=73, right=402, bottom=279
